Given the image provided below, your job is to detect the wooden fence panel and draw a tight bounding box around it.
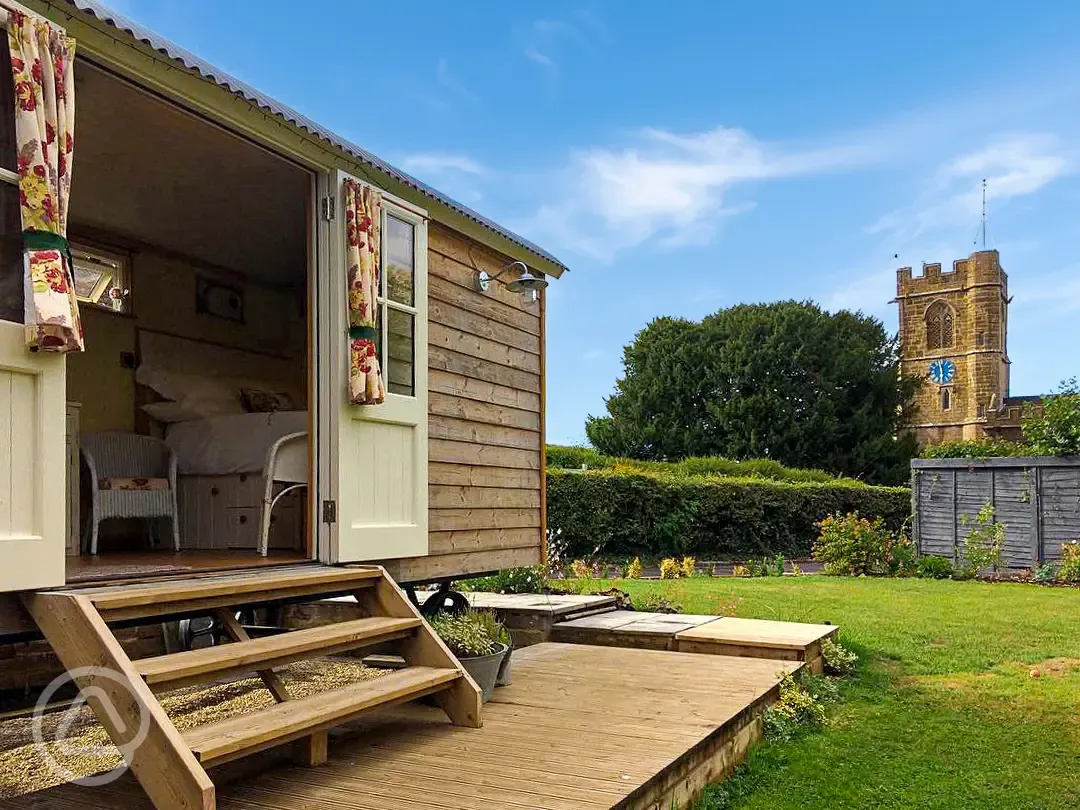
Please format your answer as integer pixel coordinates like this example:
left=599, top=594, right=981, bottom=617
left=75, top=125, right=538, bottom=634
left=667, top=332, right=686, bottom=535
left=992, top=469, right=1035, bottom=568
left=912, top=458, right=1080, bottom=570
left=1041, top=467, right=1080, bottom=561
left=915, top=469, right=954, bottom=558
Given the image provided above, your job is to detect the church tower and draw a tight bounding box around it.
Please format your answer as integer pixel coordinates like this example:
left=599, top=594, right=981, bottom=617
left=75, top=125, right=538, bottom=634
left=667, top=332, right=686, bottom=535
left=895, top=250, right=1011, bottom=446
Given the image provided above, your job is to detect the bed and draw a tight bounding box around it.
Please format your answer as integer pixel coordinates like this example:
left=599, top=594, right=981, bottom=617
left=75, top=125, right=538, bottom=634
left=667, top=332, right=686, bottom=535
left=163, top=410, right=308, bottom=476
left=135, top=330, right=309, bottom=551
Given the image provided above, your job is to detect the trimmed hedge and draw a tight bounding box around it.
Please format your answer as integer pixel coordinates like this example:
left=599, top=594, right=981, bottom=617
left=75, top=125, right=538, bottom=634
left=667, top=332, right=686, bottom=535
left=547, top=468, right=910, bottom=560
left=546, top=444, right=840, bottom=483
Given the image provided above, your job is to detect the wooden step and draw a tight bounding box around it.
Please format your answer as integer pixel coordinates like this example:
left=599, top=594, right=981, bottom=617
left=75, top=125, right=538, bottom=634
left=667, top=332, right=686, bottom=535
left=136, top=616, right=422, bottom=691
left=184, top=666, right=462, bottom=766
left=73, top=566, right=383, bottom=622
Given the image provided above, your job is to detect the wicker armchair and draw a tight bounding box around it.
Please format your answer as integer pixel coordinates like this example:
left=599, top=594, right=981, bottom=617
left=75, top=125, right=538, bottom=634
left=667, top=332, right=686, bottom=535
left=81, top=432, right=180, bottom=555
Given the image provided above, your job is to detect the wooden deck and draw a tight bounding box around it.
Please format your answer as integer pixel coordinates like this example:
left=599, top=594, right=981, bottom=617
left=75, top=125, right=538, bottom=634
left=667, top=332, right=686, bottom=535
left=553, top=612, right=838, bottom=672
left=65, top=550, right=312, bottom=585
left=12, top=642, right=796, bottom=810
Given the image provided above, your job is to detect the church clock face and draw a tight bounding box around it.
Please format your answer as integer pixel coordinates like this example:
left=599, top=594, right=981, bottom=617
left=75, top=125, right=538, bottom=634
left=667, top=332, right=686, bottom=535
left=929, top=358, right=956, bottom=385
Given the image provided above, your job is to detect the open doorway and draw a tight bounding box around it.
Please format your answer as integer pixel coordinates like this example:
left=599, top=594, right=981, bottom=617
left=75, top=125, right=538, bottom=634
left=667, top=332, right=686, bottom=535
left=61, top=61, right=315, bottom=583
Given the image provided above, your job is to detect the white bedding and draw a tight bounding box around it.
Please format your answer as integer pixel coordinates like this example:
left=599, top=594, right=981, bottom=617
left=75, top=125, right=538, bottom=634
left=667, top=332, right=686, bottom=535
left=164, top=411, right=307, bottom=475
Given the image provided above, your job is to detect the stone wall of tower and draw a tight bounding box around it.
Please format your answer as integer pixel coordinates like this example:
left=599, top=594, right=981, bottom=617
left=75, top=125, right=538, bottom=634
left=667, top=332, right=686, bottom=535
left=895, top=250, right=1010, bottom=447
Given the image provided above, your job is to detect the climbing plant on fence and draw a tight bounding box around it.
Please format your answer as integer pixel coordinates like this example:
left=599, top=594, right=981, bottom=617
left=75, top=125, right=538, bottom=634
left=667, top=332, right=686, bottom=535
left=546, top=468, right=910, bottom=560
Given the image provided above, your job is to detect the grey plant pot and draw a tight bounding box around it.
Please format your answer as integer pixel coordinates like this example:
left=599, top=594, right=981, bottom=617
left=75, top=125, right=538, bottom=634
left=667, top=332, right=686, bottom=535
left=459, top=642, right=509, bottom=703
left=496, top=635, right=513, bottom=687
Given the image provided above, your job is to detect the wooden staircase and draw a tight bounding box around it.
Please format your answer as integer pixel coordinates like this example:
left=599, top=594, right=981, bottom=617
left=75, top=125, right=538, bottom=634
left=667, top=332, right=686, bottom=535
left=21, top=565, right=482, bottom=810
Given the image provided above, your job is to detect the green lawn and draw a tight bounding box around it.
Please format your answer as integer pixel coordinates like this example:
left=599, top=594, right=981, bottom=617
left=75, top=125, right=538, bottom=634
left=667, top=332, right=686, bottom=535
left=591, top=577, right=1080, bottom=809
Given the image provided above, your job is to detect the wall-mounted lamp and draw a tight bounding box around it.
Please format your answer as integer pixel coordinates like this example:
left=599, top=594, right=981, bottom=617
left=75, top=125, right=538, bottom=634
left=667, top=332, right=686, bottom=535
left=474, top=259, right=548, bottom=302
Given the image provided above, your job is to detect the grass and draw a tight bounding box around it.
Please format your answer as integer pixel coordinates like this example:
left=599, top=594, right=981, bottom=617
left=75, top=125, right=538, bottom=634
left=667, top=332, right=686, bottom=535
left=581, top=576, right=1080, bottom=809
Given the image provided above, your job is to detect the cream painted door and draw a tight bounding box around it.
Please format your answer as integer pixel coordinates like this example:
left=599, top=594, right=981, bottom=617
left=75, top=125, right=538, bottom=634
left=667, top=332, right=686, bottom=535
left=0, top=319, right=67, bottom=591
left=321, top=171, right=429, bottom=563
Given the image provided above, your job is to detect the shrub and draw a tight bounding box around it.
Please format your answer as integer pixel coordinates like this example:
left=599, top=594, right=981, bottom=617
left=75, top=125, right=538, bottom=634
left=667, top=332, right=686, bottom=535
left=917, top=555, right=956, bottom=580
left=731, top=564, right=750, bottom=577
left=1058, top=541, right=1080, bottom=582
left=546, top=445, right=843, bottom=483
left=958, top=504, right=1005, bottom=577
left=763, top=673, right=828, bottom=742
left=1023, top=379, right=1080, bottom=456
left=429, top=610, right=506, bottom=658
left=920, top=437, right=1030, bottom=459
left=744, top=554, right=786, bottom=577
left=813, top=512, right=913, bottom=576
left=459, top=566, right=546, bottom=594
left=680, top=556, right=697, bottom=578
left=624, top=557, right=643, bottom=579
left=569, top=559, right=593, bottom=580
left=821, top=638, right=858, bottom=676
left=547, top=468, right=910, bottom=560
left=1032, top=561, right=1059, bottom=584
left=546, top=444, right=611, bottom=470
left=659, top=558, right=681, bottom=580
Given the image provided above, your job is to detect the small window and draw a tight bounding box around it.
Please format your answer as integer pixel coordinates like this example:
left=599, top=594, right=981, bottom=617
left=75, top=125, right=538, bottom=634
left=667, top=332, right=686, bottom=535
left=379, top=211, right=418, bottom=397
left=975, top=331, right=986, bottom=347
left=70, top=244, right=132, bottom=314
left=977, top=403, right=987, bottom=417
left=940, top=388, right=951, bottom=411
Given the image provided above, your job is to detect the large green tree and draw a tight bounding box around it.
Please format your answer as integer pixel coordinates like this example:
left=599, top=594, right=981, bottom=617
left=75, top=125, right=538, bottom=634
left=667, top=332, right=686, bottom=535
left=585, top=301, right=918, bottom=484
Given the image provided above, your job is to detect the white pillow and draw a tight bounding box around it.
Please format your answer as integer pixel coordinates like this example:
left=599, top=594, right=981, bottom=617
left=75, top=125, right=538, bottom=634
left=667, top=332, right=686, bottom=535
left=136, top=366, right=244, bottom=417
left=142, top=400, right=213, bottom=423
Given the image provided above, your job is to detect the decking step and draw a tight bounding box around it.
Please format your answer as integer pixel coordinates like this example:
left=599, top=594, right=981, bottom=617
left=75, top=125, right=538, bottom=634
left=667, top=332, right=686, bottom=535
left=74, top=566, right=383, bottom=622
left=136, top=616, right=422, bottom=690
left=184, top=665, right=463, bottom=766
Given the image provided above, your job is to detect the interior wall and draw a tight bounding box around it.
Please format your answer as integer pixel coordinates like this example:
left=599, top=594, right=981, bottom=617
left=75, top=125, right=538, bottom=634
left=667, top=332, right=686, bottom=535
left=67, top=307, right=136, bottom=432
left=66, top=245, right=306, bottom=432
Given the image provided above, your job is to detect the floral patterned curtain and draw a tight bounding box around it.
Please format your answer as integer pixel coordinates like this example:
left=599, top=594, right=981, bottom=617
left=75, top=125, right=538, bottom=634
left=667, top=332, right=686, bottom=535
left=7, top=11, right=81, bottom=352
left=344, top=178, right=384, bottom=404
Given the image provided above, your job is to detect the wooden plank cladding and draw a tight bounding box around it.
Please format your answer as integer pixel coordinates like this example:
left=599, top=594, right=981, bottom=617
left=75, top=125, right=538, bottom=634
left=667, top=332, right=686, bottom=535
left=429, top=415, right=540, bottom=452
left=385, top=224, right=545, bottom=583
left=429, top=369, right=539, bottom=412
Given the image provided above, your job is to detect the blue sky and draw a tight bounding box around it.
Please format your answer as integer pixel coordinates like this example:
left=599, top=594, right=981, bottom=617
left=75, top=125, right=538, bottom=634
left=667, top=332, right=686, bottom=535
left=106, top=1, right=1080, bottom=444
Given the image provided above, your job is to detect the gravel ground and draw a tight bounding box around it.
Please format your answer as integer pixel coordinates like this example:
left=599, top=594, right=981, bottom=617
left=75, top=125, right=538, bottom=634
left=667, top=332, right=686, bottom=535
left=0, top=657, right=384, bottom=798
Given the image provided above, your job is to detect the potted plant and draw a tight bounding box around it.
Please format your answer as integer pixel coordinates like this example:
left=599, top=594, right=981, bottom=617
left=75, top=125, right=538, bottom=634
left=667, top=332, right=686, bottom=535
left=430, top=609, right=510, bottom=702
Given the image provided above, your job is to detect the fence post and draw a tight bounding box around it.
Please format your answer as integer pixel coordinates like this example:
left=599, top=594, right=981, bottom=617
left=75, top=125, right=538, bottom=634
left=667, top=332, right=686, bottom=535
left=911, top=468, right=920, bottom=554
left=1032, top=466, right=1043, bottom=566
left=951, top=470, right=959, bottom=562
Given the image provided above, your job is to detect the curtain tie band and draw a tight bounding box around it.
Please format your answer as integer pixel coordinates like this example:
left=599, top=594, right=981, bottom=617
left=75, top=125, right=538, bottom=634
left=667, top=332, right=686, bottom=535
left=23, top=230, right=74, bottom=274
left=349, top=325, right=378, bottom=342
left=23, top=231, right=69, bottom=252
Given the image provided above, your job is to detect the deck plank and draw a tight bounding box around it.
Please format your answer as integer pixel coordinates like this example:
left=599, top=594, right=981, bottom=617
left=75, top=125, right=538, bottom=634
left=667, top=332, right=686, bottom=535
left=9, top=643, right=796, bottom=810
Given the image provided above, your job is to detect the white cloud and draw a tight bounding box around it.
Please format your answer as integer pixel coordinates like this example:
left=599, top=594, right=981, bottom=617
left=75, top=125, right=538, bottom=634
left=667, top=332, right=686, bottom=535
left=434, top=57, right=479, bottom=105
left=867, top=133, right=1070, bottom=241
left=521, top=17, right=591, bottom=71
left=524, top=47, right=555, bottom=68
left=399, top=153, right=486, bottom=177
left=1012, top=270, right=1080, bottom=317
left=519, top=126, right=880, bottom=260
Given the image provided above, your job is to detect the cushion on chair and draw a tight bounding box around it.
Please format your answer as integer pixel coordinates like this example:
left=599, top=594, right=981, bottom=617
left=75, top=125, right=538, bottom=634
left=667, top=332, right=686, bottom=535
left=99, top=477, right=171, bottom=491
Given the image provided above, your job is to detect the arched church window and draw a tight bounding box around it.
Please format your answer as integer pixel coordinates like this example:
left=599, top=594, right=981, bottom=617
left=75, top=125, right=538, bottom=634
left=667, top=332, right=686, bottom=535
left=925, top=301, right=954, bottom=350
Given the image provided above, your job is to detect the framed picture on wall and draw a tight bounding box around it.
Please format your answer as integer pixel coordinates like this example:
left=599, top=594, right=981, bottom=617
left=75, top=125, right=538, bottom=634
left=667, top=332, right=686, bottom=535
left=195, top=277, right=245, bottom=324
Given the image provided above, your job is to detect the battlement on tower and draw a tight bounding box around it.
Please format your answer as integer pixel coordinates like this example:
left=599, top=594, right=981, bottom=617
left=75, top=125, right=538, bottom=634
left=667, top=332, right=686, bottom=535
left=896, top=250, right=1007, bottom=298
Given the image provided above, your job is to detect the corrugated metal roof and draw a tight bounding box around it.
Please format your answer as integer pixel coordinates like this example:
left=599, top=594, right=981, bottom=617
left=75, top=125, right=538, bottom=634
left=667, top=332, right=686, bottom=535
left=59, top=0, right=568, bottom=275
